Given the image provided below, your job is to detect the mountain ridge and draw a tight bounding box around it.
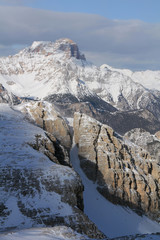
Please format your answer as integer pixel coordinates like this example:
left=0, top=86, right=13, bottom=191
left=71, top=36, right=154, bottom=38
left=1, top=38, right=160, bottom=134
left=0, top=38, right=160, bottom=115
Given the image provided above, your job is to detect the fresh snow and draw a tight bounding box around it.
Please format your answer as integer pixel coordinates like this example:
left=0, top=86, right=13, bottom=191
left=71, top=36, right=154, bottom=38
left=1, top=40, right=160, bottom=112
left=0, top=226, right=89, bottom=240
left=101, top=64, right=160, bottom=91
left=0, top=40, right=149, bottom=110
left=0, top=104, right=76, bottom=232
left=70, top=143, right=160, bottom=238
left=1, top=39, right=160, bottom=116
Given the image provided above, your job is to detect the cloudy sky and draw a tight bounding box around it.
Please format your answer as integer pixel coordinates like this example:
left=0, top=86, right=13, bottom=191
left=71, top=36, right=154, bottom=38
left=0, top=0, right=160, bottom=70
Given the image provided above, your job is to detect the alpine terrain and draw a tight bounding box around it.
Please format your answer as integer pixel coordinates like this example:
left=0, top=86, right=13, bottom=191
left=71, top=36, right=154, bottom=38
left=0, top=38, right=160, bottom=239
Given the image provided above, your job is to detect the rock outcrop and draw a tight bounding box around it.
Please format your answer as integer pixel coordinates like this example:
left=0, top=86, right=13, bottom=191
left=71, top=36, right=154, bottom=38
left=124, top=128, right=160, bottom=163
left=17, top=101, right=72, bottom=150
left=74, top=113, right=160, bottom=220
left=0, top=83, right=20, bottom=105
left=53, top=38, right=86, bottom=60
left=28, top=132, right=70, bottom=166
left=26, top=38, right=86, bottom=61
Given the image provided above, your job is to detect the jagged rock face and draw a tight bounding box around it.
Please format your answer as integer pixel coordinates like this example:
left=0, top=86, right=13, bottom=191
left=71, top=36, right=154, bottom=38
left=155, top=131, right=160, bottom=140
left=0, top=104, right=105, bottom=239
left=28, top=132, right=70, bottom=166
left=16, top=101, right=72, bottom=150
left=27, top=38, right=86, bottom=60
left=124, top=128, right=160, bottom=163
left=74, top=113, right=160, bottom=220
left=54, top=38, right=86, bottom=60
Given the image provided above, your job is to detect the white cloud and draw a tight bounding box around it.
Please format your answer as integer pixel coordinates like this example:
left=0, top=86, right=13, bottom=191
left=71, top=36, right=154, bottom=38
left=0, top=6, right=160, bottom=70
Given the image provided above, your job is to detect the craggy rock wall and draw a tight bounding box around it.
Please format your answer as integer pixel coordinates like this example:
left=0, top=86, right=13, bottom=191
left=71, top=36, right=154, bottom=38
left=74, top=112, right=160, bottom=220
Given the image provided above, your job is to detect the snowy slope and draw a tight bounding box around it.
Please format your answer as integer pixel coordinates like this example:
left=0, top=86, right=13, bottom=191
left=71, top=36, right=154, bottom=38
left=0, top=226, right=89, bottom=240
left=0, top=39, right=92, bottom=100
left=0, top=104, right=71, bottom=230
left=103, top=64, right=160, bottom=91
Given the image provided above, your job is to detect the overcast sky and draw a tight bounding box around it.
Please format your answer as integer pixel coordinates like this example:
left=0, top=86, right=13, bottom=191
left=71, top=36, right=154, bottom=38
left=0, top=0, right=160, bottom=70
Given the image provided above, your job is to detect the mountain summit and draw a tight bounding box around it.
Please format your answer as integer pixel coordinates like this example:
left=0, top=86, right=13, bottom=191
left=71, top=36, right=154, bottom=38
left=22, top=38, right=86, bottom=60
left=54, top=38, right=86, bottom=60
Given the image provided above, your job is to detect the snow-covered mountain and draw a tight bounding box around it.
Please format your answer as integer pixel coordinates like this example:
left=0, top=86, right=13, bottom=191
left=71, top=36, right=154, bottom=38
left=0, top=38, right=160, bottom=119
left=0, top=39, right=91, bottom=99
left=1, top=38, right=160, bottom=136
left=104, top=64, right=160, bottom=91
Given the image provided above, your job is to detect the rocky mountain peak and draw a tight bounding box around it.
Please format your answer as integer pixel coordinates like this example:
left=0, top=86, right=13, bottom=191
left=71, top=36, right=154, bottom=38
left=53, top=38, right=86, bottom=60
left=22, top=38, right=86, bottom=60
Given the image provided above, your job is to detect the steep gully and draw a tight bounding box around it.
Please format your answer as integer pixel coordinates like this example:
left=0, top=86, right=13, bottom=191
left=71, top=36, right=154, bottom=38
left=70, top=142, right=160, bottom=238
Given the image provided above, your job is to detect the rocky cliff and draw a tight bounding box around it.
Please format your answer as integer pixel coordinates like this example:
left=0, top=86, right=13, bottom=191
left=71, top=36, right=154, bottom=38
left=16, top=101, right=72, bottom=149
left=15, top=101, right=73, bottom=166
left=74, top=113, right=160, bottom=220
left=0, top=104, right=105, bottom=239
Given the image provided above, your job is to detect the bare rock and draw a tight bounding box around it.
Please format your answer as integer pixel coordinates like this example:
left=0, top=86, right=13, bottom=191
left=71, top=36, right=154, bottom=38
left=155, top=131, right=160, bottom=139
left=17, top=101, right=72, bottom=150
left=74, top=112, right=160, bottom=220
left=0, top=83, right=21, bottom=105
left=28, top=133, right=70, bottom=166
left=124, top=128, right=160, bottom=163
left=53, top=38, right=86, bottom=60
